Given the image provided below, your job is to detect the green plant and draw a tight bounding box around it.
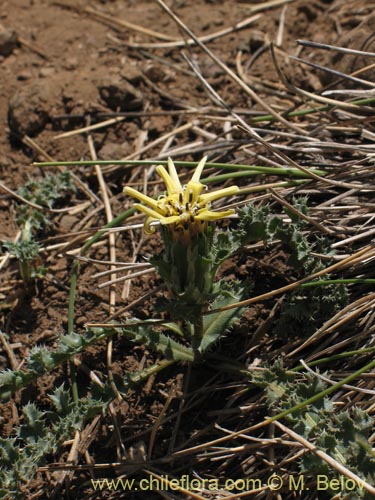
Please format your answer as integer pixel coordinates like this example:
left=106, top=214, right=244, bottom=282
left=3, top=238, right=42, bottom=286
left=17, top=171, right=74, bottom=227
left=3, top=172, right=75, bottom=289
left=123, top=156, right=245, bottom=359
left=261, top=363, right=375, bottom=499
left=234, top=202, right=348, bottom=338
left=0, top=386, right=109, bottom=500
left=0, top=158, right=356, bottom=498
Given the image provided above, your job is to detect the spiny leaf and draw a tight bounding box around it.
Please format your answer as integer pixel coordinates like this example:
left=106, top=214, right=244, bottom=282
left=19, top=403, right=45, bottom=443
left=0, top=330, right=113, bottom=400
left=200, top=286, right=246, bottom=353
left=49, top=384, right=72, bottom=414
left=90, top=326, right=194, bottom=362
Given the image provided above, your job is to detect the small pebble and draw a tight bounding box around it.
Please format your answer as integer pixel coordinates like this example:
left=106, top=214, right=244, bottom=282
left=75, top=316, right=87, bottom=327
left=98, top=74, right=143, bottom=111
left=39, top=67, right=54, bottom=78
left=99, top=142, right=126, bottom=159
left=120, top=65, right=143, bottom=84
left=17, top=70, right=32, bottom=81
left=63, top=57, right=78, bottom=70
left=143, top=63, right=166, bottom=83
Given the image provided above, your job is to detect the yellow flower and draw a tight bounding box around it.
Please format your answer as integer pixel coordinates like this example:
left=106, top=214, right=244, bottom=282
left=124, top=157, right=239, bottom=237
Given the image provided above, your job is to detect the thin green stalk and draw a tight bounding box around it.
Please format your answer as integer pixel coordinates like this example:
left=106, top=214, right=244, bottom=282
left=67, top=262, right=80, bottom=403
left=19, top=219, right=36, bottom=288
left=69, top=358, right=79, bottom=403
left=290, top=346, right=375, bottom=372
left=130, top=359, right=176, bottom=384
left=67, top=207, right=135, bottom=402
left=249, top=96, right=375, bottom=123
left=239, top=179, right=308, bottom=194
left=67, top=261, right=80, bottom=337
left=202, top=170, right=310, bottom=184
left=34, top=160, right=326, bottom=178
left=67, top=207, right=136, bottom=334
left=204, top=163, right=326, bottom=177
left=301, top=278, right=375, bottom=288
left=192, top=311, right=205, bottom=361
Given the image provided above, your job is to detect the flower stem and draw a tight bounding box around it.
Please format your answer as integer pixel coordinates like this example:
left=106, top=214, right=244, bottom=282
left=192, top=310, right=204, bottom=362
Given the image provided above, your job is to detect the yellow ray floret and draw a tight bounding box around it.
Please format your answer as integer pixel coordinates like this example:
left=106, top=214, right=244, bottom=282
left=124, top=157, right=239, bottom=236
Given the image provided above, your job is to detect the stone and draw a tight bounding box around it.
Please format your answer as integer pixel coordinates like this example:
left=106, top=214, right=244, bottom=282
left=63, top=57, right=78, bottom=71
left=143, top=63, right=166, bottom=83
left=39, top=67, right=55, bottom=78
left=8, top=82, right=51, bottom=136
left=120, top=64, right=143, bottom=84
left=0, top=23, right=18, bottom=57
left=98, top=74, right=143, bottom=111
left=16, top=70, right=32, bottom=81
left=99, top=142, right=126, bottom=159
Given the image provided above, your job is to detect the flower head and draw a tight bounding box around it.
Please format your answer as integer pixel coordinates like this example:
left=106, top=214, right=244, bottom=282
left=124, top=157, right=239, bottom=240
